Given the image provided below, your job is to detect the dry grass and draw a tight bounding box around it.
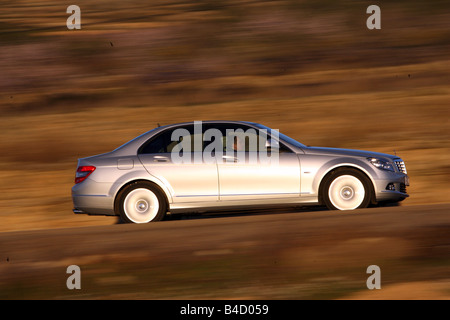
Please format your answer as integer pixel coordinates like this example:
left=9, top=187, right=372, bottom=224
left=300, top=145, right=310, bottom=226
left=0, top=1, right=449, bottom=232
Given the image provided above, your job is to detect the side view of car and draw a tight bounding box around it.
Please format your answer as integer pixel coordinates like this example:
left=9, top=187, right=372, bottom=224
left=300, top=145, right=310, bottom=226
left=72, top=121, right=409, bottom=223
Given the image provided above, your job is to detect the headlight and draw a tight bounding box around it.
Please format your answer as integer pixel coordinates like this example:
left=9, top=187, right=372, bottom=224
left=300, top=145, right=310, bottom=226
left=367, top=157, right=394, bottom=172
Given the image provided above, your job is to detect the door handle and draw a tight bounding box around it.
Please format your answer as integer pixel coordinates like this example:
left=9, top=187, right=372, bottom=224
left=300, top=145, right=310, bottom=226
left=153, top=156, right=169, bottom=162
left=222, top=155, right=238, bottom=163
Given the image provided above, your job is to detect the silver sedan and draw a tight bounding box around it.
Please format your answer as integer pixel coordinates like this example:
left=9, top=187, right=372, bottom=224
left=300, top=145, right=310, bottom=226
left=72, top=121, right=409, bottom=223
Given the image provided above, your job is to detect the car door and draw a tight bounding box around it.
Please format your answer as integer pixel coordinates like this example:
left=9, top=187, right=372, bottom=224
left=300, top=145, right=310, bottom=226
left=207, top=124, right=301, bottom=201
left=137, top=124, right=219, bottom=203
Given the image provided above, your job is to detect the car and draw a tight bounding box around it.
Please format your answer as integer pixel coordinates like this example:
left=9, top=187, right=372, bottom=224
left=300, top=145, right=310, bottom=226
left=72, top=120, right=409, bottom=223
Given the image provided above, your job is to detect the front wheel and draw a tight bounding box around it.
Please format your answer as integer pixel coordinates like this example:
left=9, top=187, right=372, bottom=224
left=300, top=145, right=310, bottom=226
left=322, top=169, right=373, bottom=211
left=116, top=182, right=167, bottom=223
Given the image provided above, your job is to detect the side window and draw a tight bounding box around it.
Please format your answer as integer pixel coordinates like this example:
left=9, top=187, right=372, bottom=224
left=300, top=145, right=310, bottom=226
left=203, top=124, right=256, bottom=152
left=139, top=125, right=203, bottom=154
left=139, top=123, right=294, bottom=155
left=204, top=124, right=292, bottom=153
left=139, top=131, right=170, bottom=154
left=170, top=125, right=203, bottom=153
left=225, top=126, right=259, bottom=152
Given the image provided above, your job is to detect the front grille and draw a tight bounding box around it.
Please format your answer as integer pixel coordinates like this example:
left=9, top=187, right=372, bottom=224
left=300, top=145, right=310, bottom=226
left=394, top=160, right=407, bottom=174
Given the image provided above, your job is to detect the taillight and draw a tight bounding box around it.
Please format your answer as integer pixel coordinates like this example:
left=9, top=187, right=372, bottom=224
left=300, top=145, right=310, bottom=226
left=75, top=166, right=96, bottom=184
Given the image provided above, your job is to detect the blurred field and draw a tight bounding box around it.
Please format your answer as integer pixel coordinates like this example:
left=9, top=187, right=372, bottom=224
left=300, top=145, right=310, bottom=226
left=0, top=205, right=449, bottom=300
left=0, top=0, right=449, bottom=232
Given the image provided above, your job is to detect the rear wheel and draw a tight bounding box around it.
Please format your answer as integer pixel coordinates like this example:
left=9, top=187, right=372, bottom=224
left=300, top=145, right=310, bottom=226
left=322, top=168, right=372, bottom=211
left=117, top=182, right=167, bottom=223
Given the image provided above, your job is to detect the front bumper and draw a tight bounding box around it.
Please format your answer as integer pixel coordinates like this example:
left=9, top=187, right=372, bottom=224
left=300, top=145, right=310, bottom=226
left=374, top=172, right=409, bottom=202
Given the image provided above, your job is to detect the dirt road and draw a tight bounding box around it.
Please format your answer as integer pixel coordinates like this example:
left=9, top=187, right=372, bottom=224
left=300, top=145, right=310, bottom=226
left=0, top=204, right=449, bottom=299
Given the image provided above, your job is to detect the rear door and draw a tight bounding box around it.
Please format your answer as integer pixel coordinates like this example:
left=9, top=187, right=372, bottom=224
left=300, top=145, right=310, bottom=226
left=137, top=124, right=219, bottom=203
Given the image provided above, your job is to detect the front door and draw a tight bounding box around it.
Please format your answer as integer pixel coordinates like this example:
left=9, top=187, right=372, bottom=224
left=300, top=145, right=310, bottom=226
left=205, top=123, right=301, bottom=201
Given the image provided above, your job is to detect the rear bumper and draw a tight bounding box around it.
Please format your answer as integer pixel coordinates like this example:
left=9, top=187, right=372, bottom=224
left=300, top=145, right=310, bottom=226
left=72, top=174, right=117, bottom=215
left=72, top=193, right=116, bottom=216
left=72, top=207, right=115, bottom=216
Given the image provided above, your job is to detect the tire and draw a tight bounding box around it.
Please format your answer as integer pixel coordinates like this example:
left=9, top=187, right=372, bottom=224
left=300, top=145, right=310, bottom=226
left=321, top=168, right=373, bottom=211
left=116, top=182, right=167, bottom=223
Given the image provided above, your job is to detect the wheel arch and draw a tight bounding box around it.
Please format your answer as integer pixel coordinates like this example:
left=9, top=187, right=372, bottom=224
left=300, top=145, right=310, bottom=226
left=113, top=179, right=170, bottom=216
left=318, top=165, right=377, bottom=206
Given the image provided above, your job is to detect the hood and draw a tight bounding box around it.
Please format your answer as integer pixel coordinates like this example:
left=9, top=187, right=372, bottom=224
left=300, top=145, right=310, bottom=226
left=303, top=146, right=397, bottom=160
